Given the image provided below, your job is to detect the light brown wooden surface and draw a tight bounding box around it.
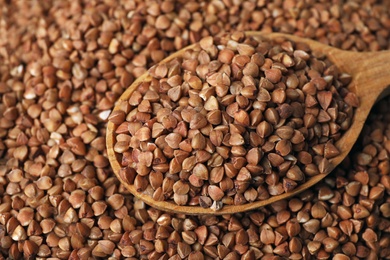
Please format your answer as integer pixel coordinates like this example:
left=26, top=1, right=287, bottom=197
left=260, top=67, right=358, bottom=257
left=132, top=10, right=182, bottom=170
left=107, top=32, right=390, bottom=215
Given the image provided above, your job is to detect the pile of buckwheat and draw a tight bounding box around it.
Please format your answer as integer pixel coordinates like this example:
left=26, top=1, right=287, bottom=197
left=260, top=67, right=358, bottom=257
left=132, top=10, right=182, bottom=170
left=109, top=32, right=358, bottom=210
left=0, top=0, right=389, bottom=259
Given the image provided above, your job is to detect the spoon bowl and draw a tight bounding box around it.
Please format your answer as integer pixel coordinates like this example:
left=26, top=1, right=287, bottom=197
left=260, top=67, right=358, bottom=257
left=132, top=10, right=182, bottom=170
left=107, top=32, right=390, bottom=215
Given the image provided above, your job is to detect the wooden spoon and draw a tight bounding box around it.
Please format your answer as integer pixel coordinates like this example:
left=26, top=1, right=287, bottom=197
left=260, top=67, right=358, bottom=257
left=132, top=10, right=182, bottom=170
left=106, top=32, right=390, bottom=215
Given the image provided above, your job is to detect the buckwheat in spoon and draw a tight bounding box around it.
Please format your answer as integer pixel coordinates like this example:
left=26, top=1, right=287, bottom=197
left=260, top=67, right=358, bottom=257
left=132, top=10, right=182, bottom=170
left=107, top=32, right=390, bottom=215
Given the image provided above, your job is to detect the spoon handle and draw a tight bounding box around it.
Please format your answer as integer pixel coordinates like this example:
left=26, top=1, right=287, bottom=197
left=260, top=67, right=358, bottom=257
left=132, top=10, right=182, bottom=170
left=329, top=49, right=390, bottom=103
left=322, top=49, right=390, bottom=183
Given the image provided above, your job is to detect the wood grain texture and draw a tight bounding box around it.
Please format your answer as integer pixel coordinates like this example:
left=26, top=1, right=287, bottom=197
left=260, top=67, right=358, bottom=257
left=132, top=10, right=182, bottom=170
left=107, top=32, right=390, bottom=215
